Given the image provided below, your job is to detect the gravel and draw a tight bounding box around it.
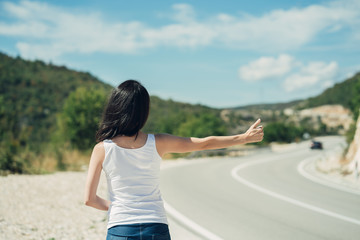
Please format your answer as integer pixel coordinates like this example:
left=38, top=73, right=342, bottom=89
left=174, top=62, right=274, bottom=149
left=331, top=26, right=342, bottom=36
left=0, top=171, right=108, bottom=240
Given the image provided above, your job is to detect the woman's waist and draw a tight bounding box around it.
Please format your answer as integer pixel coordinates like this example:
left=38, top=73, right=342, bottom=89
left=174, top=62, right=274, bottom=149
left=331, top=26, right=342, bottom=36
left=110, top=194, right=164, bottom=206
left=108, top=200, right=167, bottom=221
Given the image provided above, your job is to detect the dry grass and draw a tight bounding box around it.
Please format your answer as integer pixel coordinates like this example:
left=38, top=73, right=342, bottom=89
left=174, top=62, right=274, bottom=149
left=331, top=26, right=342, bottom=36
left=29, top=153, right=58, bottom=173
left=62, top=149, right=90, bottom=171
left=21, top=149, right=91, bottom=174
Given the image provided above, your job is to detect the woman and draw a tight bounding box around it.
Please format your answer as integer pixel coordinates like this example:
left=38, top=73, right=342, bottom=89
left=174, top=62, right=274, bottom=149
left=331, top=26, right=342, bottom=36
left=84, top=80, right=264, bottom=240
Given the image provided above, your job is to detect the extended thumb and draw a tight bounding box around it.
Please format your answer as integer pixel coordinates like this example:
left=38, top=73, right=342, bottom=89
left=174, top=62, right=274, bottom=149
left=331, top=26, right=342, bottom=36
left=251, top=119, right=261, bottom=129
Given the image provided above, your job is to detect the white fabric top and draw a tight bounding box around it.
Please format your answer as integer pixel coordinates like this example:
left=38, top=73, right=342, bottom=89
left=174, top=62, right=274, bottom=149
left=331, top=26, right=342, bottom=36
left=102, top=134, right=168, bottom=229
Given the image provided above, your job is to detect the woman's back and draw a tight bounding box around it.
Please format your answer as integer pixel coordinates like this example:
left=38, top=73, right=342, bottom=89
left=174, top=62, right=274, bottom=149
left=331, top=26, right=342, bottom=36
left=102, top=134, right=168, bottom=229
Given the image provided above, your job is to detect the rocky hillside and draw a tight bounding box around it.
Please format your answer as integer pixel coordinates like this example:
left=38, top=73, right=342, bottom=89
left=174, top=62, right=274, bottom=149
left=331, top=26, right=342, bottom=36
left=300, top=72, right=360, bottom=118
left=345, top=113, right=360, bottom=172
left=284, top=104, right=353, bottom=134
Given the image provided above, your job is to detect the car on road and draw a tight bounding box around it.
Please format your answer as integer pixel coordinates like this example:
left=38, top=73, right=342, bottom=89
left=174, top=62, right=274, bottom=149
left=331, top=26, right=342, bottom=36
left=310, top=140, right=323, bottom=150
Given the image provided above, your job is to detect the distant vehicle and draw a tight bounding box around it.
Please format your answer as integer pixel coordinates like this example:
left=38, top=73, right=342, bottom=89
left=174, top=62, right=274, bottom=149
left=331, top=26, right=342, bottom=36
left=310, top=140, right=323, bottom=150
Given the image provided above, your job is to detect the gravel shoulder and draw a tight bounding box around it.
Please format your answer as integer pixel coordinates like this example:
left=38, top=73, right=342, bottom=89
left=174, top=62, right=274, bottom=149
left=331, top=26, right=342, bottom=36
left=0, top=171, right=108, bottom=240
left=0, top=160, right=201, bottom=240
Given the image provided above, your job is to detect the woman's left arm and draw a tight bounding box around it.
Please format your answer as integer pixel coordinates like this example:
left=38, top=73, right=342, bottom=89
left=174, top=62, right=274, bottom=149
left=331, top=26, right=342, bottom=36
left=84, top=142, right=111, bottom=211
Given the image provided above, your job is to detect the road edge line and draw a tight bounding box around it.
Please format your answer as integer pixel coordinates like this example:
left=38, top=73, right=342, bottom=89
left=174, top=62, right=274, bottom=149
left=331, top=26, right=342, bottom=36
left=231, top=160, right=360, bottom=226
left=164, top=201, right=223, bottom=240
left=297, top=156, right=360, bottom=196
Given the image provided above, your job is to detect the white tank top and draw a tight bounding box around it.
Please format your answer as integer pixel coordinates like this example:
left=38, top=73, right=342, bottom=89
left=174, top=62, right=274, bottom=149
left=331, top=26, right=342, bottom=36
left=102, top=134, right=168, bottom=229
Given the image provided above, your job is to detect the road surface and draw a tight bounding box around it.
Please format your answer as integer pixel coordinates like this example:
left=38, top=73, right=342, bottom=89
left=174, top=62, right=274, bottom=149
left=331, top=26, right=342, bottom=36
left=160, top=136, right=360, bottom=240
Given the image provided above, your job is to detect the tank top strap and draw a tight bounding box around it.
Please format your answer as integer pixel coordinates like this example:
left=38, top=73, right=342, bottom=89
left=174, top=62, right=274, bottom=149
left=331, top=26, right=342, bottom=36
left=146, top=134, right=157, bottom=149
left=103, top=139, right=113, bottom=155
left=147, top=134, right=155, bottom=144
left=147, top=134, right=162, bottom=159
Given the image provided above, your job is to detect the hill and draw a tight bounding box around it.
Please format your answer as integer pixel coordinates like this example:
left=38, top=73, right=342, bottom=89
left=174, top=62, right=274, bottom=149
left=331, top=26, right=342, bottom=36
left=227, top=73, right=360, bottom=132
left=1, top=51, right=359, bottom=173
left=300, top=72, right=360, bottom=118
left=0, top=52, right=227, bottom=173
left=231, top=72, right=360, bottom=116
left=233, top=99, right=302, bottom=111
left=0, top=52, right=112, bottom=148
left=0, top=52, right=224, bottom=145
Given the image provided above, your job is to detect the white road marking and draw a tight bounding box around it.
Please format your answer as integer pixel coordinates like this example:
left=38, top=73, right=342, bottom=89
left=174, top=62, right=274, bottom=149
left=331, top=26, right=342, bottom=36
left=162, top=158, right=224, bottom=240
left=231, top=158, right=360, bottom=226
left=297, top=156, right=360, bottom=196
left=164, top=201, right=224, bottom=240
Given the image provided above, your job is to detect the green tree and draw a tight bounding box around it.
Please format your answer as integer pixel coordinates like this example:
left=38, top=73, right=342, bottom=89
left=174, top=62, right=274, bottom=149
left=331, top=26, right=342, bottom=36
left=350, top=79, right=360, bottom=120
left=58, top=87, right=107, bottom=150
left=264, top=122, right=302, bottom=143
left=176, top=113, right=227, bottom=138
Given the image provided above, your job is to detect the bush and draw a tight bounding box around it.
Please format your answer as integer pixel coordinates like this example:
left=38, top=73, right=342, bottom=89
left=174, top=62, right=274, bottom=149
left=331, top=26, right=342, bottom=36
left=264, top=122, right=303, bottom=143
left=57, top=87, right=107, bottom=151
left=176, top=113, right=227, bottom=138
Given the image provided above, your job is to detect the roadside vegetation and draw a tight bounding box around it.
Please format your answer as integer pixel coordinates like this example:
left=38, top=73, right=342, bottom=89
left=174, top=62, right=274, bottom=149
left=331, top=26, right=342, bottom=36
left=0, top=52, right=359, bottom=174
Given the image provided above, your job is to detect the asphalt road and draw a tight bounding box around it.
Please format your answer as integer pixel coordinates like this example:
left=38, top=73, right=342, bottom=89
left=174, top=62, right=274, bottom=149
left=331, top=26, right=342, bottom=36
left=160, top=136, right=360, bottom=240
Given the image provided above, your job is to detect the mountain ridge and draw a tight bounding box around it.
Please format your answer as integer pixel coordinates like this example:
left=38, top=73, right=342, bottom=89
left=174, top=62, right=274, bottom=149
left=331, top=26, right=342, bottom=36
left=1, top=51, right=359, bottom=142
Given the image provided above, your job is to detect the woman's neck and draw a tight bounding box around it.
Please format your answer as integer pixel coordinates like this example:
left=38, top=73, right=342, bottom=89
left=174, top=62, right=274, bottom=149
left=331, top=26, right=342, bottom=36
left=111, top=131, right=147, bottom=149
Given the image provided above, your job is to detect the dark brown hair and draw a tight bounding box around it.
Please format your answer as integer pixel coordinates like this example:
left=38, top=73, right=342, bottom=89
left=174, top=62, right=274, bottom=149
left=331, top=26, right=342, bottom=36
left=96, top=80, right=150, bottom=142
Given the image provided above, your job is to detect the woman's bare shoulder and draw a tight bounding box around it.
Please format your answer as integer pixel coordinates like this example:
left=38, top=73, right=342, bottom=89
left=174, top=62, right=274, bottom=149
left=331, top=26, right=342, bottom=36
left=93, top=141, right=104, bottom=150
left=91, top=142, right=105, bottom=159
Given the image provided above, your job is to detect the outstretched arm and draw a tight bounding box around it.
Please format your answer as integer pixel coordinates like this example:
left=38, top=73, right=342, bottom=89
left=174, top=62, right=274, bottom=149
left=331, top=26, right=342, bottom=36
left=156, top=119, right=264, bottom=157
left=84, top=142, right=111, bottom=211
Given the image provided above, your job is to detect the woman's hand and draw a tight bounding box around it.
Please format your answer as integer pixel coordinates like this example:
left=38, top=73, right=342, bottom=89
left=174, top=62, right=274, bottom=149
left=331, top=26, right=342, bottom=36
left=244, top=119, right=264, bottom=144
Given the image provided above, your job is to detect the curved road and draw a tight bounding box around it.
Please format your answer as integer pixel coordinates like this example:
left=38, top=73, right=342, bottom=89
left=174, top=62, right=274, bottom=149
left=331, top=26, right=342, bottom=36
left=160, top=136, right=360, bottom=240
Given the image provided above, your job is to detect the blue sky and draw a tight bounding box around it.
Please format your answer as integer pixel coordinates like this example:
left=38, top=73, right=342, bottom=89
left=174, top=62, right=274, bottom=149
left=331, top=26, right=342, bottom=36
left=0, top=0, right=359, bottom=108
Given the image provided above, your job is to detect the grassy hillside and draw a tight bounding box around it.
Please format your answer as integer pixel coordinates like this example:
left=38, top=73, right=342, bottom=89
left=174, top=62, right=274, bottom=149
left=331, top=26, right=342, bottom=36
left=300, top=72, right=360, bottom=116
left=0, top=52, right=226, bottom=173
left=232, top=73, right=360, bottom=115
left=0, top=52, right=225, bottom=143
left=0, top=52, right=112, bottom=148
left=144, top=96, right=222, bottom=134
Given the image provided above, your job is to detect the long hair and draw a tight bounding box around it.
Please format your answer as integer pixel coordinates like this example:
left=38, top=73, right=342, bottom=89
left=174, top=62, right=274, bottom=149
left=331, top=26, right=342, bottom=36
left=96, top=80, right=150, bottom=142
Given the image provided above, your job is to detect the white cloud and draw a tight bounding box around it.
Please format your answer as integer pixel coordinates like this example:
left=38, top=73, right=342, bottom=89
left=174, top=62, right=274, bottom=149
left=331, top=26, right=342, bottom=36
left=0, top=0, right=359, bottom=60
left=239, top=54, right=295, bottom=81
left=216, top=14, right=235, bottom=22
left=171, top=4, right=196, bottom=23
left=0, top=0, right=149, bottom=59
left=283, top=61, right=338, bottom=92
left=238, top=54, right=339, bottom=92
